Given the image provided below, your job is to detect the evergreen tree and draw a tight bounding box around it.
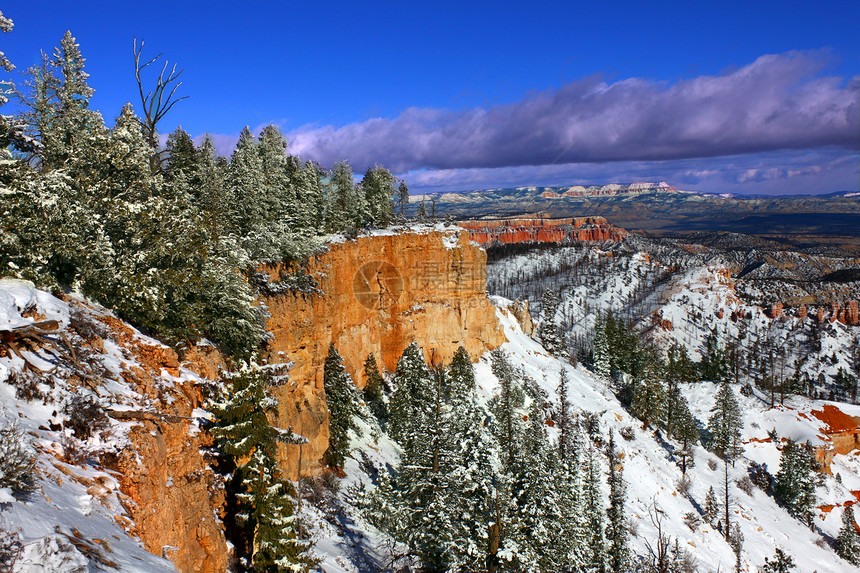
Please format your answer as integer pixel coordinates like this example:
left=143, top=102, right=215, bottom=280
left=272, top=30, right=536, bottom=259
left=837, top=504, right=860, bottom=565
left=359, top=166, right=395, bottom=226
left=324, top=344, right=361, bottom=468
left=397, top=179, right=409, bottom=216
left=701, top=328, right=730, bottom=382
left=362, top=354, right=387, bottom=422
left=211, top=362, right=315, bottom=572
left=388, top=343, right=435, bottom=448
left=668, top=387, right=699, bottom=477
left=631, top=364, right=666, bottom=429
left=704, top=486, right=719, bottom=523
left=774, top=440, right=816, bottom=526
left=707, top=379, right=743, bottom=460
left=447, top=346, right=476, bottom=404
left=538, top=289, right=563, bottom=355
left=583, top=441, right=607, bottom=572
left=164, top=126, right=198, bottom=179
left=488, top=349, right=525, bottom=472
left=228, top=126, right=265, bottom=237
left=593, top=314, right=611, bottom=378
left=761, top=548, right=795, bottom=572
left=666, top=343, right=698, bottom=384
left=606, top=433, right=630, bottom=572
left=557, top=368, right=573, bottom=461
left=327, top=161, right=356, bottom=231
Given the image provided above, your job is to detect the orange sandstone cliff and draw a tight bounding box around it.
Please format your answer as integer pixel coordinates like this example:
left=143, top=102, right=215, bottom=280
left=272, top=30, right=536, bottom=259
left=258, top=228, right=506, bottom=478
left=457, top=216, right=627, bottom=246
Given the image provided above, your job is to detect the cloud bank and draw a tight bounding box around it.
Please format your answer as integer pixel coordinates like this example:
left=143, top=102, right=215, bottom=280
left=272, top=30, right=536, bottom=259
left=286, top=51, right=858, bottom=175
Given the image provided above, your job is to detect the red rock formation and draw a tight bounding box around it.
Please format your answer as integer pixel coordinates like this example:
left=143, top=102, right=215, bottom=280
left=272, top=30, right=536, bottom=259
left=811, top=405, right=860, bottom=457
left=457, top=216, right=627, bottom=246
left=767, top=302, right=783, bottom=319
left=797, top=304, right=808, bottom=319
left=847, top=301, right=859, bottom=326
left=259, top=229, right=506, bottom=478
left=83, top=316, right=229, bottom=573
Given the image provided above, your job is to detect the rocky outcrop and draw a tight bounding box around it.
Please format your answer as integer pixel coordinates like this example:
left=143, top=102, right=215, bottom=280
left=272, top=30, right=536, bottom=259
left=258, top=228, right=506, bottom=478
left=457, top=216, right=627, bottom=246
left=94, top=324, right=229, bottom=573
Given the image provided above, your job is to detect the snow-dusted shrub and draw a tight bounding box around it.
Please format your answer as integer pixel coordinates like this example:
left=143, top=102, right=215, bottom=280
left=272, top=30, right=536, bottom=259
left=707, top=458, right=718, bottom=471
left=676, top=475, right=691, bottom=496
left=0, top=424, right=36, bottom=496
left=0, top=526, right=22, bottom=570
left=63, top=393, right=108, bottom=440
left=620, top=426, right=635, bottom=441
left=737, top=475, right=754, bottom=496
left=683, top=512, right=701, bottom=532
left=8, top=370, right=46, bottom=402
left=69, top=308, right=110, bottom=341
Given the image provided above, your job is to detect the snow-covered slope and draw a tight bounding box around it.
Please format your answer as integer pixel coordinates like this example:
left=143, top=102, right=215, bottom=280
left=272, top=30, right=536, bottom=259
left=316, top=299, right=860, bottom=571
left=0, top=280, right=178, bottom=571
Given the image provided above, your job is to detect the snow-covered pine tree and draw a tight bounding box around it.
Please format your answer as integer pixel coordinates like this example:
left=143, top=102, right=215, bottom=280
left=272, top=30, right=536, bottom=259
left=631, top=364, right=666, bottom=429
left=837, top=504, right=860, bottom=565
left=583, top=440, right=607, bottom=571
left=761, top=547, right=796, bottom=572
left=606, top=432, right=630, bottom=572
left=593, top=315, right=611, bottom=379
left=397, top=180, right=409, bottom=217
left=210, top=362, right=315, bottom=571
left=707, top=379, right=743, bottom=460
left=557, top=368, right=573, bottom=461
left=362, top=354, right=387, bottom=422
left=324, top=344, right=361, bottom=468
left=164, top=126, right=198, bottom=179
left=41, top=31, right=101, bottom=170
left=227, top=127, right=265, bottom=239
left=327, top=161, right=356, bottom=232
left=488, top=349, right=525, bottom=473
left=359, top=166, right=395, bottom=226
left=538, top=289, right=563, bottom=356
left=704, top=486, right=719, bottom=524
left=387, top=342, right=435, bottom=447
left=447, top=345, right=476, bottom=404
left=774, top=439, right=816, bottom=526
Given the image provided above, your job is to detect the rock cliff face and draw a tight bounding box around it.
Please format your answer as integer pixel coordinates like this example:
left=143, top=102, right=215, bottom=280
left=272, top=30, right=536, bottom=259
left=90, top=317, right=229, bottom=573
left=457, top=216, right=627, bottom=246
left=259, top=228, right=506, bottom=478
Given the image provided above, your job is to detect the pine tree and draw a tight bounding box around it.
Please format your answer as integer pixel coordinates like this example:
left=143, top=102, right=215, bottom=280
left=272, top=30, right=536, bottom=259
left=324, top=344, right=361, bottom=468
left=0, top=424, right=36, bottom=496
left=397, top=180, right=409, bottom=217
left=327, top=161, right=356, bottom=232
left=488, top=349, right=525, bottom=473
left=359, top=166, right=395, bottom=226
left=666, top=384, right=699, bottom=477
left=593, top=315, right=611, bottom=378
left=701, top=328, right=730, bottom=382
left=837, top=504, right=860, bottom=565
left=774, top=440, right=816, bottom=526
left=210, top=362, right=315, bottom=571
left=729, top=523, right=744, bottom=573
left=606, top=433, right=630, bottom=572
left=631, top=364, right=666, bottom=429
left=761, top=548, right=795, bottom=572
left=557, top=368, right=573, bottom=461
left=583, top=441, right=607, bottom=571
left=388, top=343, right=435, bottom=448
left=704, top=486, right=719, bottom=523
left=228, top=126, right=265, bottom=238
left=538, top=289, right=563, bottom=355
left=447, top=345, right=476, bottom=404
left=165, top=126, right=198, bottom=179
left=707, top=379, right=743, bottom=460
left=362, top=354, right=387, bottom=422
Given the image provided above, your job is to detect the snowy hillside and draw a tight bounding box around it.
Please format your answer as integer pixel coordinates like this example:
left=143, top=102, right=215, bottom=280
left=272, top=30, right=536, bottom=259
left=315, top=300, right=860, bottom=572
left=0, top=280, right=179, bottom=571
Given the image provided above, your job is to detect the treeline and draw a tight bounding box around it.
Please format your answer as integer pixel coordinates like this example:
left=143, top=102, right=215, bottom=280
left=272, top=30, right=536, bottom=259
left=0, top=30, right=405, bottom=358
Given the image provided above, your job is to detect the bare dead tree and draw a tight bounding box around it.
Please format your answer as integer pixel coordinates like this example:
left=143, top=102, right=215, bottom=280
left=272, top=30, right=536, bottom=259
left=132, top=38, right=188, bottom=172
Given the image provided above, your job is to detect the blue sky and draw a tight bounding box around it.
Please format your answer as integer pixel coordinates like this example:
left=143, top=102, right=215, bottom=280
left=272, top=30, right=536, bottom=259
left=3, top=1, right=859, bottom=194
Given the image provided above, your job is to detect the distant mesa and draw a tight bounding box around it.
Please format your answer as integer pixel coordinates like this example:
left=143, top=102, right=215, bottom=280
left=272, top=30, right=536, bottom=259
left=526, top=181, right=678, bottom=198
left=458, top=214, right=627, bottom=246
